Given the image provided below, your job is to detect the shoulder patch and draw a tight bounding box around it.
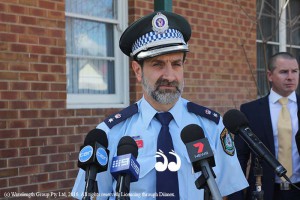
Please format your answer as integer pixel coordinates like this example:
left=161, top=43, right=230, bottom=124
left=220, top=128, right=235, bottom=156
left=104, top=103, right=138, bottom=129
left=187, top=102, right=220, bottom=124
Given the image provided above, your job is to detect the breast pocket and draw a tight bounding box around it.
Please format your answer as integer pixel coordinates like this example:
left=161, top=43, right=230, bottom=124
left=138, top=154, right=156, bottom=178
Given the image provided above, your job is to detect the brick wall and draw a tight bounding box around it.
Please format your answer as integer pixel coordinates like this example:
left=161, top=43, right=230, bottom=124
left=0, top=0, right=256, bottom=199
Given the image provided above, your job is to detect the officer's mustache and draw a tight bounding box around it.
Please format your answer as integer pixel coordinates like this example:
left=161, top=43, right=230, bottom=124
left=155, top=78, right=180, bottom=92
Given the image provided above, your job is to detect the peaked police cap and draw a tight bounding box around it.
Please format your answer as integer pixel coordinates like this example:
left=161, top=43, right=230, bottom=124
left=119, top=11, right=191, bottom=61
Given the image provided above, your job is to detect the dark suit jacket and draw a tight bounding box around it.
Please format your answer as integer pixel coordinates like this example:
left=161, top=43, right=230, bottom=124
left=228, top=94, right=300, bottom=200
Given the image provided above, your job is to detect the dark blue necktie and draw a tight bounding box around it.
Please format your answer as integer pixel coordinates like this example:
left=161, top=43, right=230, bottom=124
left=155, top=112, right=179, bottom=200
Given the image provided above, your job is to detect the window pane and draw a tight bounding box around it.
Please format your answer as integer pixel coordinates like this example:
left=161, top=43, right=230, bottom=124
left=66, top=16, right=115, bottom=95
left=256, top=43, right=279, bottom=96
left=67, top=58, right=115, bottom=94
left=286, top=0, right=300, bottom=46
left=256, top=0, right=278, bottom=41
left=66, top=18, right=114, bottom=57
left=66, top=0, right=115, bottom=19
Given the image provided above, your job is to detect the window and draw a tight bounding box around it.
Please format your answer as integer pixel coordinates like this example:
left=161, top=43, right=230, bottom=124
left=65, top=0, right=129, bottom=108
left=256, top=0, right=300, bottom=96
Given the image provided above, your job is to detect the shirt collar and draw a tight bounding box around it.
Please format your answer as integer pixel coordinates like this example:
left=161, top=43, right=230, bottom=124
left=168, top=98, right=183, bottom=128
left=269, top=88, right=296, bottom=104
left=138, top=96, right=183, bottom=129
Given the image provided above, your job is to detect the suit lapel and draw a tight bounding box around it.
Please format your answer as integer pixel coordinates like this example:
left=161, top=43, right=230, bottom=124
left=259, top=95, right=276, bottom=154
left=297, top=94, right=300, bottom=116
left=296, top=95, right=300, bottom=153
left=296, top=94, right=300, bottom=133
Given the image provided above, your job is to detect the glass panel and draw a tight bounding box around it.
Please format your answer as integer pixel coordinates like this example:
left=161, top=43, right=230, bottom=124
left=67, top=58, right=115, bottom=94
left=66, top=18, right=114, bottom=57
left=256, top=0, right=278, bottom=42
left=286, top=0, right=300, bottom=46
left=66, top=0, right=115, bottom=19
left=256, top=43, right=279, bottom=96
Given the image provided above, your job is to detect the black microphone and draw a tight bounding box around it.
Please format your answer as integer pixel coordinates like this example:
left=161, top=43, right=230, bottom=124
left=78, top=129, right=109, bottom=200
left=223, top=109, right=287, bottom=178
left=181, top=124, right=222, bottom=200
left=110, top=136, right=140, bottom=200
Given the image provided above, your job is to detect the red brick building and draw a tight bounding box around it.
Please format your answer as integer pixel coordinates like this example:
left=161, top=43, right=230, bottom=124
left=0, top=0, right=258, bottom=199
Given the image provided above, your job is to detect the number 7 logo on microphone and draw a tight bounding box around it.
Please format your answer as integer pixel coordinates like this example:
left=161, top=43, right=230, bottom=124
left=193, top=142, right=204, bottom=153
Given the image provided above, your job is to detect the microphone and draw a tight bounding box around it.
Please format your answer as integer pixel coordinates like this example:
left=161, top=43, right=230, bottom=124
left=110, top=136, right=140, bottom=200
left=181, top=124, right=222, bottom=200
left=78, top=129, right=109, bottom=200
left=223, top=109, right=287, bottom=178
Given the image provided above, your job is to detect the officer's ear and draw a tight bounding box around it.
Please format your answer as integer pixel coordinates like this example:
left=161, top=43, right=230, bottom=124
left=132, top=60, right=142, bottom=82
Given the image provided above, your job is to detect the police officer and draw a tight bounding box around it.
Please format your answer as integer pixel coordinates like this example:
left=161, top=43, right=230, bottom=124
left=72, top=11, right=248, bottom=200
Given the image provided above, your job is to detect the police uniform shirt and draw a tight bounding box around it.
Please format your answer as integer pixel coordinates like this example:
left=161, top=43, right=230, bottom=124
left=72, top=97, right=248, bottom=199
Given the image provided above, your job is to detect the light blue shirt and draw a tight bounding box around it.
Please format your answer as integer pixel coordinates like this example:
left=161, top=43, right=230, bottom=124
left=72, top=97, right=248, bottom=199
left=268, top=89, right=300, bottom=183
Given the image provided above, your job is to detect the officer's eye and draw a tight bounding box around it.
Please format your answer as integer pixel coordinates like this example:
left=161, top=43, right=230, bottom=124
left=172, top=61, right=183, bottom=67
left=152, top=62, right=163, bottom=68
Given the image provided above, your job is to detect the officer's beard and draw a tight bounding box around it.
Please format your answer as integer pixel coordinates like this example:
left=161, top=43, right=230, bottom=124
left=142, top=74, right=183, bottom=104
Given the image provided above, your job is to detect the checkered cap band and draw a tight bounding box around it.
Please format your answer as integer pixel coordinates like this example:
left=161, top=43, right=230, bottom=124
left=131, top=29, right=186, bottom=56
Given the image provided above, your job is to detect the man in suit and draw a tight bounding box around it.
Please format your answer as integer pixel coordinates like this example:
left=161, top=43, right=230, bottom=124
left=228, top=52, right=300, bottom=200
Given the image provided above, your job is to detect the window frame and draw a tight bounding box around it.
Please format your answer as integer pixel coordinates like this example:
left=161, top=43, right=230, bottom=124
left=65, top=1, right=129, bottom=109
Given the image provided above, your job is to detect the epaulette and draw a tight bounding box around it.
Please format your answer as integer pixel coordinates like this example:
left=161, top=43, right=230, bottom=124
left=187, top=102, right=220, bottom=124
left=104, top=103, right=138, bottom=129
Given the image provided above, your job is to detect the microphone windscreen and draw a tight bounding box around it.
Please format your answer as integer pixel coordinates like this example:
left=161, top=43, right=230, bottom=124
left=223, top=109, right=249, bottom=134
left=84, top=129, right=108, bottom=148
left=117, top=136, right=138, bottom=158
left=180, top=124, right=205, bottom=144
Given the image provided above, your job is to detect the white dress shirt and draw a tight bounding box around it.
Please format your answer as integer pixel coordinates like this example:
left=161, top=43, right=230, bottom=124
left=269, top=89, right=300, bottom=183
